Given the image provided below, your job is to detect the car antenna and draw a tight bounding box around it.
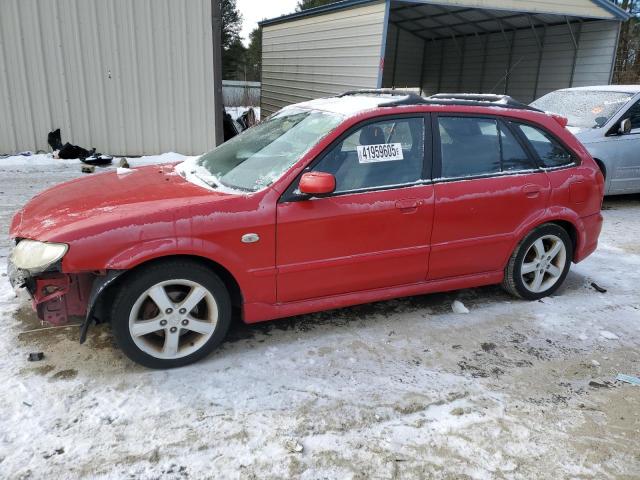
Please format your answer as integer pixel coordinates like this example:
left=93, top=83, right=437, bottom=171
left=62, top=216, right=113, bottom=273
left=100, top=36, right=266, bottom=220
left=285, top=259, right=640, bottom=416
left=489, top=56, right=524, bottom=94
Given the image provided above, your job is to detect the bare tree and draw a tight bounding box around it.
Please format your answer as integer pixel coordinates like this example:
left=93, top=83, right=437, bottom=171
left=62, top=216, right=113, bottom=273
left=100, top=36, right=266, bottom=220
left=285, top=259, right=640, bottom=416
left=612, top=0, right=640, bottom=83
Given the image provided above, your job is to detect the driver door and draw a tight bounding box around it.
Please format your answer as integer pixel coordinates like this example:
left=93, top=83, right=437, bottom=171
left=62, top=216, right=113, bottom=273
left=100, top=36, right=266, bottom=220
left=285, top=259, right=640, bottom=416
left=275, top=115, right=434, bottom=303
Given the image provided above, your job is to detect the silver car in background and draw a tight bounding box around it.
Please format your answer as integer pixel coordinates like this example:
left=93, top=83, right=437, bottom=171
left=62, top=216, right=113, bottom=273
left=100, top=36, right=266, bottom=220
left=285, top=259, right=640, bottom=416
left=531, top=85, right=640, bottom=195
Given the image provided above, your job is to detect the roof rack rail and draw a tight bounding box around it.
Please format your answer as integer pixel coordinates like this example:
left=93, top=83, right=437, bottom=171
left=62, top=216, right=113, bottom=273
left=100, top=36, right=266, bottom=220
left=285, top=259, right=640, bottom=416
left=338, top=89, right=423, bottom=99
left=336, top=89, right=542, bottom=112
left=427, top=93, right=541, bottom=111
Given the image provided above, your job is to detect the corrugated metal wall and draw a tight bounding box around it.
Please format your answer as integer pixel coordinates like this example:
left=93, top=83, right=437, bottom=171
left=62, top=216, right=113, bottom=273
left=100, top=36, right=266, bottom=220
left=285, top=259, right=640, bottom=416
left=0, top=0, right=221, bottom=156
left=261, top=1, right=387, bottom=117
left=384, top=20, right=619, bottom=103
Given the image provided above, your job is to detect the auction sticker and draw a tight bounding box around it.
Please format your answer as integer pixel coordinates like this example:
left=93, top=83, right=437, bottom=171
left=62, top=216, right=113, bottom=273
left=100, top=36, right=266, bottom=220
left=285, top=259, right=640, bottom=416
left=357, top=143, right=404, bottom=163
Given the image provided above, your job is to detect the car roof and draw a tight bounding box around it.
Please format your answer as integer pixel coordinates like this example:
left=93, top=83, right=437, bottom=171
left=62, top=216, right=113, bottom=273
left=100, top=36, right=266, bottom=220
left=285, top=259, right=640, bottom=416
left=555, top=85, right=640, bottom=94
left=286, top=91, right=540, bottom=117
left=285, top=95, right=393, bottom=116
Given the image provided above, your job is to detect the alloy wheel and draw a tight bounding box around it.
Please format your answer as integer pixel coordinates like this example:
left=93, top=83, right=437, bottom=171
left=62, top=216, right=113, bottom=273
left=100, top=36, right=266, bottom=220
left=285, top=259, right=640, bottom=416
left=128, top=279, right=218, bottom=360
left=520, top=234, right=567, bottom=293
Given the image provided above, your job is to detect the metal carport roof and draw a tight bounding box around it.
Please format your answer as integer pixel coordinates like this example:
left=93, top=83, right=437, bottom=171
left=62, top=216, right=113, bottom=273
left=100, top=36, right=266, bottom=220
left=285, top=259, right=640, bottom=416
left=260, top=0, right=630, bottom=27
left=259, top=0, right=630, bottom=115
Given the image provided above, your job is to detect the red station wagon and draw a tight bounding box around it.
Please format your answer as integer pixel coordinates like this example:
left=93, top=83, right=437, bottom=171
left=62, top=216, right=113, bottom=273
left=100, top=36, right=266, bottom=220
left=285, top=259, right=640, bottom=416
left=9, top=91, right=604, bottom=368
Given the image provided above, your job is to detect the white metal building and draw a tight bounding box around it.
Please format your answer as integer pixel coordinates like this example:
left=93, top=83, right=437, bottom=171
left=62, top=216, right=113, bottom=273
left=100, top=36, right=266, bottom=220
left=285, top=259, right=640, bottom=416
left=0, top=0, right=223, bottom=156
left=260, top=0, right=630, bottom=117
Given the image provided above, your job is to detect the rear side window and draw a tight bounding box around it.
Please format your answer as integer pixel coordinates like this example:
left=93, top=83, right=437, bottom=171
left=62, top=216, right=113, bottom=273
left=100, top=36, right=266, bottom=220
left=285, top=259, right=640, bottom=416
left=500, top=123, right=535, bottom=171
left=438, top=116, right=534, bottom=178
left=515, top=124, right=573, bottom=168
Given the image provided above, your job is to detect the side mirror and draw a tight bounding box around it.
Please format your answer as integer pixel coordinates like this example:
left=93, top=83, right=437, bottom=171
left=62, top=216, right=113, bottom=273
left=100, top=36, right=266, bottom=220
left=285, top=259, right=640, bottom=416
left=619, top=118, right=632, bottom=135
left=299, top=172, right=335, bottom=197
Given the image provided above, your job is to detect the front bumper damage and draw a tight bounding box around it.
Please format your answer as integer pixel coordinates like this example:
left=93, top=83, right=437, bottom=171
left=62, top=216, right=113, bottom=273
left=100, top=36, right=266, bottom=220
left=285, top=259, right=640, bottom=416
left=8, top=257, right=93, bottom=327
left=9, top=257, right=126, bottom=343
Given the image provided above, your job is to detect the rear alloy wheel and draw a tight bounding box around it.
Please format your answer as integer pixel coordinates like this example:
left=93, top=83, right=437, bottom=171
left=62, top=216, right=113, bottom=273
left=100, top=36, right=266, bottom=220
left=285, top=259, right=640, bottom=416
left=503, top=224, right=573, bottom=300
left=111, top=261, right=231, bottom=368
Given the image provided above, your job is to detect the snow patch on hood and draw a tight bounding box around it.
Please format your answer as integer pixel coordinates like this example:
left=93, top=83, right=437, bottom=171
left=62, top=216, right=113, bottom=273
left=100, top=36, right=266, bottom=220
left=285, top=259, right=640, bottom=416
left=174, top=157, right=248, bottom=196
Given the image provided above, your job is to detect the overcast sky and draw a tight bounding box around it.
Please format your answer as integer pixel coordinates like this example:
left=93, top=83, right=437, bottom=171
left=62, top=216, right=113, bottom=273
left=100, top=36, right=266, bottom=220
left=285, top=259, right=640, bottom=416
left=237, top=0, right=299, bottom=46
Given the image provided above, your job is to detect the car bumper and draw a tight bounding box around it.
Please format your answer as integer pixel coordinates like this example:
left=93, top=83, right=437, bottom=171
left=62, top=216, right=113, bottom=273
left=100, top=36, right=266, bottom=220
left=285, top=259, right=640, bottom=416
left=575, top=212, right=603, bottom=263
left=7, top=257, right=93, bottom=326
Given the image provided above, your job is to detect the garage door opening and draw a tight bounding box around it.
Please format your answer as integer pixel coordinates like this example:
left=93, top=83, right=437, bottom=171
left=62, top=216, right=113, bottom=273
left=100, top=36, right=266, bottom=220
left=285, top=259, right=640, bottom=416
left=382, top=1, right=624, bottom=103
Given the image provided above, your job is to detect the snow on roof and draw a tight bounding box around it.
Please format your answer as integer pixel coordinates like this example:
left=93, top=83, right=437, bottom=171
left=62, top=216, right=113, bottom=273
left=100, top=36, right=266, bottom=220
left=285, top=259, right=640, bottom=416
left=284, top=94, right=409, bottom=117
left=558, top=85, right=640, bottom=94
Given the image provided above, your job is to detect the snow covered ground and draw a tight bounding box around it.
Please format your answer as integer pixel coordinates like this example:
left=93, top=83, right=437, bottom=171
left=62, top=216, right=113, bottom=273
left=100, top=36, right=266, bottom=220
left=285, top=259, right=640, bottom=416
left=0, top=157, right=639, bottom=479
left=0, top=151, right=192, bottom=169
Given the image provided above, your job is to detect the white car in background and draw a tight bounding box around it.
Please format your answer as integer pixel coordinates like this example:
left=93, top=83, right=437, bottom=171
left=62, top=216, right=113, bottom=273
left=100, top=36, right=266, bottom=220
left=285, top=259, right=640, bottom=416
left=531, top=85, right=640, bottom=195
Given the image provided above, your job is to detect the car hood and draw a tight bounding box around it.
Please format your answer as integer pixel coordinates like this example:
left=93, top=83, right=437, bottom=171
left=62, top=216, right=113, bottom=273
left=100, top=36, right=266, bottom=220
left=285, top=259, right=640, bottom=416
left=566, top=126, right=604, bottom=143
left=10, top=164, right=233, bottom=241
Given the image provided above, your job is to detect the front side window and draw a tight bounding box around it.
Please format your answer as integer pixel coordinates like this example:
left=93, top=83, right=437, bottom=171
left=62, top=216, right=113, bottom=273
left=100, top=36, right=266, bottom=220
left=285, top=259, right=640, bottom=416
left=516, top=124, right=573, bottom=168
left=438, top=116, right=534, bottom=178
left=312, top=117, right=425, bottom=193
left=191, top=107, right=343, bottom=192
left=623, top=100, right=640, bottom=130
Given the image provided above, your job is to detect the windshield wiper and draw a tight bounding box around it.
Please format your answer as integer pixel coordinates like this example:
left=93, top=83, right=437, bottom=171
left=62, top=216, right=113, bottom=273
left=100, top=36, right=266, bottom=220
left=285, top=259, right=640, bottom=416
left=191, top=170, right=218, bottom=188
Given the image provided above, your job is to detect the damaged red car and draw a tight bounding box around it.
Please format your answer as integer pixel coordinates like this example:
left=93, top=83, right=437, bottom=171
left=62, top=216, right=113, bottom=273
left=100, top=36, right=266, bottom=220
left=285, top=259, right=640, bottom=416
left=9, top=91, right=604, bottom=369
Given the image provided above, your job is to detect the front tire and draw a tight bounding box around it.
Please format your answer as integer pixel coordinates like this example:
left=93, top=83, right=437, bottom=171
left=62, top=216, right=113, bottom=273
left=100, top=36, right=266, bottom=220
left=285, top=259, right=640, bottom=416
left=110, top=260, right=231, bottom=369
left=502, top=224, right=573, bottom=300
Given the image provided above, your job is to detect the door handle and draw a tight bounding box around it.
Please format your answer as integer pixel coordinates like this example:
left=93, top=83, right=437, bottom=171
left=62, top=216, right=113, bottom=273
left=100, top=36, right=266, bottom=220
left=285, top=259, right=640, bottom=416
left=395, top=199, right=421, bottom=211
left=522, top=184, right=542, bottom=198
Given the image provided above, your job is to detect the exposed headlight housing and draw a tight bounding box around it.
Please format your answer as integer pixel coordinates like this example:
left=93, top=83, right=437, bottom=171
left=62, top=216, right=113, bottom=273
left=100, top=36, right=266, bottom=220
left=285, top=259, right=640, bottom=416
left=10, top=239, right=68, bottom=273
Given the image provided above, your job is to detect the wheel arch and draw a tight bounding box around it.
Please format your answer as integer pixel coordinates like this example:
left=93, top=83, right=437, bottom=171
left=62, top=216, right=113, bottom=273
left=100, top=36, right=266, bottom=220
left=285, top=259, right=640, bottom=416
left=508, top=215, right=580, bottom=269
left=593, top=157, right=607, bottom=179
left=84, top=254, right=244, bottom=343
left=547, top=219, right=578, bottom=254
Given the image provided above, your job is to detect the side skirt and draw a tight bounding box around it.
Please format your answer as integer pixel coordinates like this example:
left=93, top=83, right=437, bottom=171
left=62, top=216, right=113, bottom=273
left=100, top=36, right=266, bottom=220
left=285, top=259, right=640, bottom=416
left=243, top=270, right=504, bottom=323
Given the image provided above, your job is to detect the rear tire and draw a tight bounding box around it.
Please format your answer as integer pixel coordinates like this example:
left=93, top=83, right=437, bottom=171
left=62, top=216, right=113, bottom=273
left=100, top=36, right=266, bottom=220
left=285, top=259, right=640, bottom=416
left=502, top=224, right=573, bottom=300
left=110, top=259, right=231, bottom=369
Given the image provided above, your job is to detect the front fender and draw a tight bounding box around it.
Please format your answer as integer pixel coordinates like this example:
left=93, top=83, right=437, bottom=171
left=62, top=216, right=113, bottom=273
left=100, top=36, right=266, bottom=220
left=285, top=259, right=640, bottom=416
left=99, top=236, right=276, bottom=306
left=105, top=236, right=245, bottom=281
left=78, top=238, right=267, bottom=344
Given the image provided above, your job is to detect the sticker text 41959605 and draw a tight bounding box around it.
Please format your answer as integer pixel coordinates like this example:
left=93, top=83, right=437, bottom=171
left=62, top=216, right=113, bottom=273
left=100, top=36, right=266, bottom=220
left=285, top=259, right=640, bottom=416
left=357, top=143, right=404, bottom=163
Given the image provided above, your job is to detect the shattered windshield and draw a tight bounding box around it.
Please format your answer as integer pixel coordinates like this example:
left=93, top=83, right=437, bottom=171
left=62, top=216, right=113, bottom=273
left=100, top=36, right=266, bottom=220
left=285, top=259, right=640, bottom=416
left=196, top=107, right=343, bottom=192
left=531, top=90, right=633, bottom=129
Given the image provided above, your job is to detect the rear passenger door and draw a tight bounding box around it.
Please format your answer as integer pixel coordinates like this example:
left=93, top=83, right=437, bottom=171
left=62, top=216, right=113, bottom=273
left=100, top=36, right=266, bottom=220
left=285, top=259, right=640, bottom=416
left=429, top=114, right=550, bottom=280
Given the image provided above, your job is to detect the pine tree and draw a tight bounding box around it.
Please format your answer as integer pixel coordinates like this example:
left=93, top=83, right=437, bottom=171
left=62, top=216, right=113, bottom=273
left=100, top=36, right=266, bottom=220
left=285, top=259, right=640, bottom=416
left=220, top=0, right=245, bottom=79
left=296, top=0, right=340, bottom=12
left=245, top=27, right=262, bottom=81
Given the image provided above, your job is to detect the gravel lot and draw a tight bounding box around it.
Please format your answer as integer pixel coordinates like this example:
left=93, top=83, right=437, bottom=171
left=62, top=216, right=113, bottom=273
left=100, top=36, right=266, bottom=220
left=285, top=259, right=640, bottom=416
left=1, top=159, right=639, bottom=479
